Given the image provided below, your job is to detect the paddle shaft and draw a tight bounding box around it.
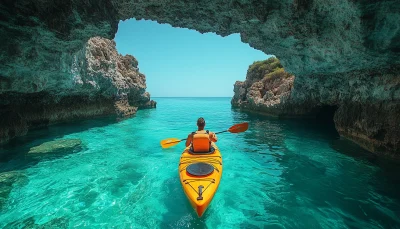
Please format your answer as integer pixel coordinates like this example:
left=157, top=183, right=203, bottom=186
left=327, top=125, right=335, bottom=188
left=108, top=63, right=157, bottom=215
left=215, top=130, right=228, bottom=134
left=161, top=122, right=248, bottom=148
left=165, top=130, right=227, bottom=145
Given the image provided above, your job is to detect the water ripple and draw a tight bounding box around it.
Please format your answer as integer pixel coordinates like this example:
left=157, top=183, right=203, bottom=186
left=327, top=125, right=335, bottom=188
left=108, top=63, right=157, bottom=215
left=0, top=98, right=399, bottom=228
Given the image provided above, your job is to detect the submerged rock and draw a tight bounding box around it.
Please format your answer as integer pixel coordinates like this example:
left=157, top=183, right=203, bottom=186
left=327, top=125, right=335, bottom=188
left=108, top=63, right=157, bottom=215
left=233, top=58, right=400, bottom=156
left=2, top=216, right=69, bottom=229
left=0, top=171, right=28, bottom=209
left=28, top=139, right=82, bottom=154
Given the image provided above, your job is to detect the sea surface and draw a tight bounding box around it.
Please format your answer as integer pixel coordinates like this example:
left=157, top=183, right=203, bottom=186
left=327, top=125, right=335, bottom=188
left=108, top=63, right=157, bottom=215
left=0, top=97, right=399, bottom=229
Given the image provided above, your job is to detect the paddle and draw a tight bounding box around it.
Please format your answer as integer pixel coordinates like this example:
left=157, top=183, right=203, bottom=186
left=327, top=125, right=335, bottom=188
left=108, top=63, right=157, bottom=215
left=160, top=122, right=249, bottom=149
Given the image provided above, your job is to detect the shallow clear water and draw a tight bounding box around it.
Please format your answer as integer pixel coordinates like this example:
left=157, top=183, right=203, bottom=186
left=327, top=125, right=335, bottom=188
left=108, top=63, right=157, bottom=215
left=0, top=97, right=399, bottom=229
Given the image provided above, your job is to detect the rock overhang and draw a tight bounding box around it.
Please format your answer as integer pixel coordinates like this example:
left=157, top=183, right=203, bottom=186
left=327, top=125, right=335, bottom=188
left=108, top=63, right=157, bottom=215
left=0, top=0, right=399, bottom=154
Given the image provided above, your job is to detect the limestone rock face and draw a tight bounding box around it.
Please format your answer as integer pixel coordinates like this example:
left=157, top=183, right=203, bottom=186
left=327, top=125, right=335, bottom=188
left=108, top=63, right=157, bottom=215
left=77, top=37, right=156, bottom=109
left=290, top=67, right=400, bottom=155
left=233, top=58, right=400, bottom=155
left=232, top=58, right=306, bottom=116
left=0, top=37, right=156, bottom=144
left=0, top=0, right=119, bottom=94
left=1, top=1, right=399, bottom=80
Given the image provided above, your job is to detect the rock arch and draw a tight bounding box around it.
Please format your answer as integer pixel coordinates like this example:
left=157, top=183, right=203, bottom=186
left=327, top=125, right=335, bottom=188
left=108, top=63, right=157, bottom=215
left=0, top=0, right=399, bottom=154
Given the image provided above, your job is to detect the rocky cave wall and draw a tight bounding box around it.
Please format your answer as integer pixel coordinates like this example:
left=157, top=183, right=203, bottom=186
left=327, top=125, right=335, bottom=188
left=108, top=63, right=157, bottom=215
left=0, top=0, right=399, bottom=154
left=0, top=35, right=156, bottom=144
left=232, top=57, right=400, bottom=155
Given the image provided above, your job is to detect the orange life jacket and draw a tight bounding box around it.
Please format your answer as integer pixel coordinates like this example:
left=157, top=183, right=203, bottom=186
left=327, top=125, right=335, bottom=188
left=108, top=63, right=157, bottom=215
left=192, top=130, right=211, bottom=152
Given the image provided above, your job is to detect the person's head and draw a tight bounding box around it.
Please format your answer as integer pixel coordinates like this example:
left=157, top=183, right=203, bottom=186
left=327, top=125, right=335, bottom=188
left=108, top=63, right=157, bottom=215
left=197, top=117, right=206, bottom=129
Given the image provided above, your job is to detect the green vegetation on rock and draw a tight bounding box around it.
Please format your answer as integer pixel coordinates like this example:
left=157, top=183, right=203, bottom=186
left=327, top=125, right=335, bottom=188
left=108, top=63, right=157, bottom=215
left=247, top=57, right=292, bottom=83
left=232, top=57, right=295, bottom=113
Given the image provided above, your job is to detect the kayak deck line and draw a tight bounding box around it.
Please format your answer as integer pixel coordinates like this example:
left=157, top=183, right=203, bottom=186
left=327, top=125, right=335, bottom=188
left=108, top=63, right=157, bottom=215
left=183, top=178, right=216, bottom=197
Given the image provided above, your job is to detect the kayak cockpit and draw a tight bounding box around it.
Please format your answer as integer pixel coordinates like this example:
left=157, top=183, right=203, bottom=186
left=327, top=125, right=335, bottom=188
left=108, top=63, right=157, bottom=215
left=188, top=145, right=216, bottom=154
left=186, top=162, right=215, bottom=176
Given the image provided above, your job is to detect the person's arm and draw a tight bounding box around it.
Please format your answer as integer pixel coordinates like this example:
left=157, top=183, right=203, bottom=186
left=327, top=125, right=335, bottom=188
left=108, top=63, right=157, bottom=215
left=209, top=132, right=218, bottom=142
left=185, top=133, right=193, bottom=147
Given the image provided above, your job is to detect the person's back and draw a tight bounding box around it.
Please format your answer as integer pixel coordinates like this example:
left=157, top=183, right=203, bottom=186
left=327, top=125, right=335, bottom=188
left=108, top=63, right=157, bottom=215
left=186, top=118, right=217, bottom=153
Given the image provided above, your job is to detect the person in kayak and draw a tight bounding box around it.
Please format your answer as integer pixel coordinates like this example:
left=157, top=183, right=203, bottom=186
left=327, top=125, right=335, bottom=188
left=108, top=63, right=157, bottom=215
left=185, top=117, right=218, bottom=153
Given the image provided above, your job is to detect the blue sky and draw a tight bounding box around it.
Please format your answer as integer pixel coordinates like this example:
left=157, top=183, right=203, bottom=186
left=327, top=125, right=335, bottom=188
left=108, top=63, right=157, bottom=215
left=114, top=19, right=270, bottom=97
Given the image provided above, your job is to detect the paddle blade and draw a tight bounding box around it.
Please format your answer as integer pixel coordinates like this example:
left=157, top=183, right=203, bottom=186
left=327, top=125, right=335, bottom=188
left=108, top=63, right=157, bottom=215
left=160, top=138, right=182, bottom=149
left=228, top=122, right=249, bottom=133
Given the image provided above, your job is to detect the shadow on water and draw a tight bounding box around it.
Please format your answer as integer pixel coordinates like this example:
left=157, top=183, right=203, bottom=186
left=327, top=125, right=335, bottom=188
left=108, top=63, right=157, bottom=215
left=264, top=147, right=400, bottom=228
left=0, top=116, right=118, bottom=166
left=231, top=109, right=400, bottom=167
left=159, top=176, right=209, bottom=229
left=233, top=108, right=400, bottom=170
left=231, top=109, right=339, bottom=154
left=0, top=116, right=119, bottom=211
left=2, top=216, right=69, bottom=229
left=331, top=138, right=400, bottom=197
left=231, top=109, right=400, bottom=228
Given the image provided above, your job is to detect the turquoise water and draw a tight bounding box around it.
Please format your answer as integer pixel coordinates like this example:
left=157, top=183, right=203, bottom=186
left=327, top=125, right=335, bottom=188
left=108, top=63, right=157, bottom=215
left=1, top=97, right=400, bottom=228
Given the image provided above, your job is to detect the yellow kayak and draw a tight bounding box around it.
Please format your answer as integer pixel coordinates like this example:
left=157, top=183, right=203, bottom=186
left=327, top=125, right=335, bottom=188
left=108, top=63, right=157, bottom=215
left=178, top=142, right=223, bottom=217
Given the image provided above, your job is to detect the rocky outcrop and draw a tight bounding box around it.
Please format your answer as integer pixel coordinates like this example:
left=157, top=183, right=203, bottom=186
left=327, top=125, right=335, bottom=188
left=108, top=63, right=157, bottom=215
left=77, top=37, right=156, bottom=112
left=232, top=57, right=300, bottom=116
left=0, top=37, right=155, bottom=144
left=0, top=0, right=399, bottom=154
left=233, top=57, right=400, bottom=155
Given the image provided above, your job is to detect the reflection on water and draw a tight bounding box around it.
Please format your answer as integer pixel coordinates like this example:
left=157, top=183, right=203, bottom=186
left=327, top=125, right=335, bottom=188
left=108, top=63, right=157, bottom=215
left=234, top=110, right=400, bottom=229
left=0, top=98, right=399, bottom=228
